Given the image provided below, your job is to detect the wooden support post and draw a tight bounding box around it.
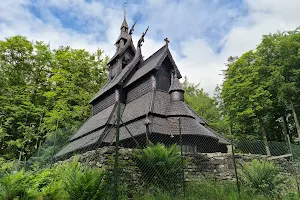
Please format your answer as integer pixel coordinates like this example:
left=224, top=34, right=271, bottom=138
left=179, top=118, right=186, bottom=197
left=113, top=100, right=121, bottom=200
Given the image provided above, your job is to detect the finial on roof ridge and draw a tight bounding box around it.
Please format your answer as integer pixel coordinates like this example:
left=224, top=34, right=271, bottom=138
left=129, top=20, right=137, bottom=35
left=164, top=38, right=169, bottom=45
left=138, top=26, right=149, bottom=47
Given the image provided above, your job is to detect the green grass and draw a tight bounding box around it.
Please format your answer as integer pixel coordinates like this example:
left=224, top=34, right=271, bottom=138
left=135, top=181, right=299, bottom=200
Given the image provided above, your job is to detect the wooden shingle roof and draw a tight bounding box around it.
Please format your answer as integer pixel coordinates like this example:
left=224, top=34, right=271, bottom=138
left=55, top=19, right=230, bottom=160
left=125, top=45, right=182, bottom=87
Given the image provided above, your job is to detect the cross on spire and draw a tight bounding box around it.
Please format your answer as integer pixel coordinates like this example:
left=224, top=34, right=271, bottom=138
left=164, top=38, right=170, bottom=45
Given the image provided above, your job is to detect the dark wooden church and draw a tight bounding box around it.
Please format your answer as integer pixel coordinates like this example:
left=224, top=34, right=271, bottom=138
left=55, top=11, right=229, bottom=160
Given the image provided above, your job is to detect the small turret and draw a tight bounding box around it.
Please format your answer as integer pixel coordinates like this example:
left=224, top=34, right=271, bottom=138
left=169, top=71, right=184, bottom=101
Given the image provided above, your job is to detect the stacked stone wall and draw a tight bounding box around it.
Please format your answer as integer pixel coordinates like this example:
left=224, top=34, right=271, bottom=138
left=58, top=147, right=293, bottom=182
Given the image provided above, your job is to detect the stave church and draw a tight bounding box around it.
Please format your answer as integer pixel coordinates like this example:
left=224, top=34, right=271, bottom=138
left=55, top=7, right=229, bottom=160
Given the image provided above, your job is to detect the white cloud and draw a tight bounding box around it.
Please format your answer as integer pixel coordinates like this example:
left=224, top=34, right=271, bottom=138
left=0, top=0, right=299, bottom=96
left=174, top=0, right=300, bottom=95
left=0, top=0, right=117, bottom=54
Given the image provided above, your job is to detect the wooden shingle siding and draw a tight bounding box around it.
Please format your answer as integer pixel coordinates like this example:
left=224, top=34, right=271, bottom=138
left=126, top=76, right=152, bottom=103
left=92, top=91, right=115, bottom=115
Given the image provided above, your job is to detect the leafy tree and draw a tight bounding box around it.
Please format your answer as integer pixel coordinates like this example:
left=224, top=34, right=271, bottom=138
left=0, top=36, right=50, bottom=159
left=222, top=51, right=285, bottom=155
left=182, top=77, right=227, bottom=134
left=222, top=27, right=300, bottom=144
left=0, top=36, right=108, bottom=161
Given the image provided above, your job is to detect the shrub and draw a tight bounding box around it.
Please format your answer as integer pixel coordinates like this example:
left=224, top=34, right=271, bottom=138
left=60, top=159, right=105, bottom=200
left=0, top=169, right=29, bottom=200
left=25, top=166, right=68, bottom=200
left=134, top=143, right=188, bottom=192
left=240, top=159, right=284, bottom=196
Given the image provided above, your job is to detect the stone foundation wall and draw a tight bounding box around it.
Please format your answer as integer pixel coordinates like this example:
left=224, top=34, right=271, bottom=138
left=58, top=146, right=293, bottom=182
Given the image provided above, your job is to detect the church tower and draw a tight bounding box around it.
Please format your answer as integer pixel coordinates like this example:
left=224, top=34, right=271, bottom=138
left=108, top=3, right=136, bottom=80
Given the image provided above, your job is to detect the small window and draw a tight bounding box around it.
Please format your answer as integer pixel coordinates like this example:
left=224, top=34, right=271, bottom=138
left=122, top=57, right=127, bottom=69
left=156, top=74, right=171, bottom=92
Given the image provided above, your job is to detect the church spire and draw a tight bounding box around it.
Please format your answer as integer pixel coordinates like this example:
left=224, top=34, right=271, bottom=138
left=124, top=0, right=126, bottom=19
left=120, top=0, right=129, bottom=32
left=114, top=0, right=130, bottom=46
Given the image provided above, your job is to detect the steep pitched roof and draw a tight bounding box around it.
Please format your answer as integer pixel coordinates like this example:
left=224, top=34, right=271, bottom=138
left=124, top=45, right=182, bottom=87
left=151, top=116, right=172, bottom=135
left=55, top=128, right=105, bottom=158
left=152, top=91, right=170, bottom=116
left=167, top=117, right=219, bottom=139
left=121, top=18, right=129, bottom=29
left=89, top=41, right=142, bottom=104
left=103, top=118, right=146, bottom=143
left=205, top=126, right=231, bottom=145
left=108, top=38, right=136, bottom=64
left=166, top=101, right=195, bottom=118
left=121, top=92, right=153, bottom=123
left=69, top=104, right=116, bottom=141
left=186, top=104, right=206, bottom=125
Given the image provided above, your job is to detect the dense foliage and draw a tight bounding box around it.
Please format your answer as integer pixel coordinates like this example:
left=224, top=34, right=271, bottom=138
left=0, top=159, right=105, bottom=200
left=182, top=77, right=228, bottom=134
left=222, top=28, right=300, bottom=144
left=134, top=143, right=188, bottom=191
left=0, top=157, right=297, bottom=200
left=0, top=36, right=108, bottom=160
left=240, top=159, right=285, bottom=196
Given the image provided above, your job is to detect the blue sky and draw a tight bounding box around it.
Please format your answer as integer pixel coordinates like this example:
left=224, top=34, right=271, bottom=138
left=0, top=0, right=299, bottom=95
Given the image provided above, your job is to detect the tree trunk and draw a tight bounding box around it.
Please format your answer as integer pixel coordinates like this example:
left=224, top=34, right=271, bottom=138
left=290, top=99, right=300, bottom=139
left=281, top=116, right=289, bottom=142
left=258, top=117, right=271, bottom=156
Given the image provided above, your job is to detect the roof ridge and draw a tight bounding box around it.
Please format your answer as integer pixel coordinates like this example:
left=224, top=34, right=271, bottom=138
left=140, top=44, right=167, bottom=67
left=162, top=48, right=182, bottom=78
left=123, top=45, right=169, bottom=87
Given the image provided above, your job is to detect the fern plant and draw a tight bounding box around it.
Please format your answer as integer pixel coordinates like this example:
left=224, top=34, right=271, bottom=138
left=240, top=159, right=284, bottom=196
left=134, top=143, right=188, bottom=192
left=25, top=166, right=68, bottom=200
left=0, top=169, right=29, bottom=200
left=60, top=159, right=105, bottom=200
